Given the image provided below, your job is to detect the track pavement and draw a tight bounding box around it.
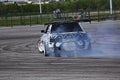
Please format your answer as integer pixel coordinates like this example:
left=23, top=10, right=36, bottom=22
left=0, top=20, right=120, bottom=80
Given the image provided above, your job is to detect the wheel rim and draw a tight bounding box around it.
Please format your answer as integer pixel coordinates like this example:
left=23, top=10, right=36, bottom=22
left=38, top=40, right=44, bottom=53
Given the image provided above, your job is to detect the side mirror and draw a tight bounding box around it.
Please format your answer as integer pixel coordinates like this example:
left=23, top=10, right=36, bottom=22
left=41, top=30, right=45, bottom=33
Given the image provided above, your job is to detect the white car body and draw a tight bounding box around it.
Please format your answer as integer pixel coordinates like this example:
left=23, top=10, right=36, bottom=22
left=38, top=21, right=91, bottom=57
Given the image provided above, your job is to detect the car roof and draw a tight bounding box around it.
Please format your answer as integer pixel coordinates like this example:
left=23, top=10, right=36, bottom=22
left=44, top=21, right=79, bottom=25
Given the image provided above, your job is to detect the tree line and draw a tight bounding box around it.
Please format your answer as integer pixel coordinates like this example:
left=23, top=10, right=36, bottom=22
left=0, top=0, right=120, bottom=16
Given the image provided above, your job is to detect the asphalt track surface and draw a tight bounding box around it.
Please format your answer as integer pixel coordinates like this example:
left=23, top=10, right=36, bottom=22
left=0, top=20, right=120, bottom=80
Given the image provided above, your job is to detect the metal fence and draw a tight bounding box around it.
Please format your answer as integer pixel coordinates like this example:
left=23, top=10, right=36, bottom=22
left=0, top=10, right=120, bottom=27
left=0, top=14, right=52, bottom=26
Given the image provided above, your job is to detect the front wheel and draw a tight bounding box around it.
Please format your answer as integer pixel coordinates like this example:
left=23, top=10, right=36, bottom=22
left=37, top=40, right=49, bottom=56
left=37, top=40, right=45, bottom=53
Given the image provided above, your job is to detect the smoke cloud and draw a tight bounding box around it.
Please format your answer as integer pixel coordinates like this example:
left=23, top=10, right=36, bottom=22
left=83, top=20, right=120, bottom=58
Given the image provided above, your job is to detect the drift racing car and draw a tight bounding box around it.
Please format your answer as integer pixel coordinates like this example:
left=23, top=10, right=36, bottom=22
left=37, top=21, right=91, bottom=57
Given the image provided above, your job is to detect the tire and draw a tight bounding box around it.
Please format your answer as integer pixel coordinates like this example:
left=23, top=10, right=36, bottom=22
left=37, top=40, right=50, bottom=56
left=37, top=40, right=44, bottom=53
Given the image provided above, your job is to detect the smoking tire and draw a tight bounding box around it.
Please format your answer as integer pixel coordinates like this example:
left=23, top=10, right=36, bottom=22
left=87, top=43, right=92, bottom=50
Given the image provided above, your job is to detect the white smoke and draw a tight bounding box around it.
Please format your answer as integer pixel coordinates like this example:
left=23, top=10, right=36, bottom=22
left=83, top=20, right=120, bottom=58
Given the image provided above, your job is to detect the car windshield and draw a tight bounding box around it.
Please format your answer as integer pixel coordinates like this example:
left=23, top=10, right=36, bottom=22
left=51, top=22, right=83, bottom=33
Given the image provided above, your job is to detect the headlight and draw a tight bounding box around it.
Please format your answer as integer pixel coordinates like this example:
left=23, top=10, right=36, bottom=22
left=55, top=42, right=61, bottom=47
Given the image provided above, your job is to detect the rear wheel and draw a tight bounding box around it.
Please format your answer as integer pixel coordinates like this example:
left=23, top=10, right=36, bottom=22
left=87, top=43, right=92, bottom=50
